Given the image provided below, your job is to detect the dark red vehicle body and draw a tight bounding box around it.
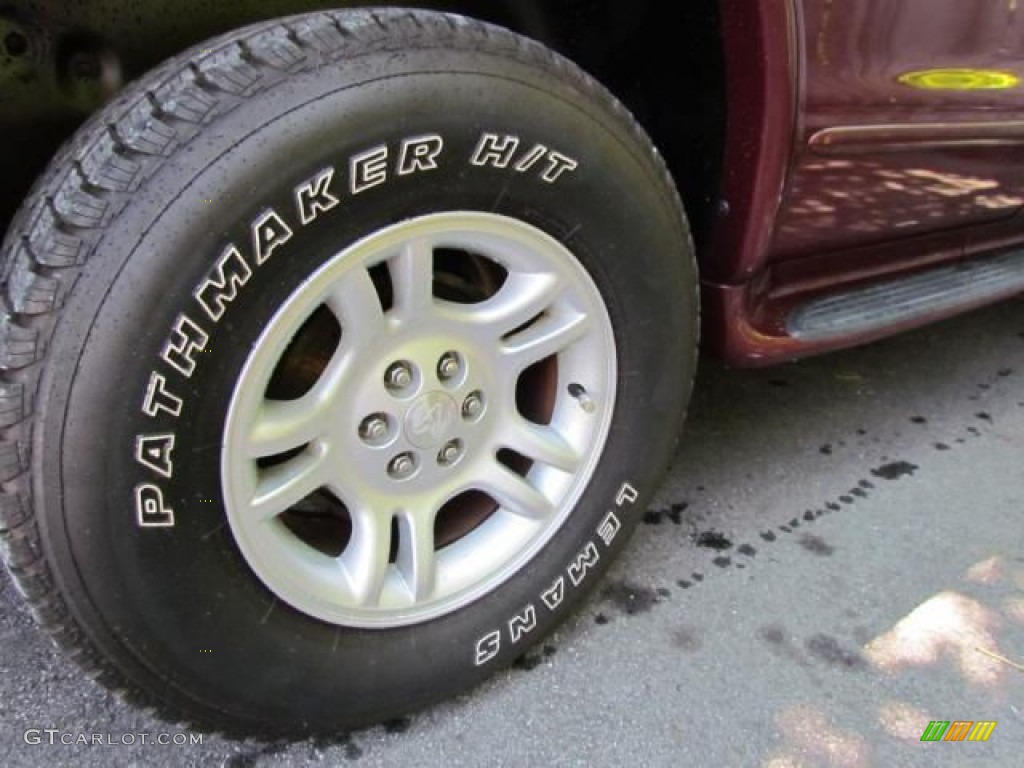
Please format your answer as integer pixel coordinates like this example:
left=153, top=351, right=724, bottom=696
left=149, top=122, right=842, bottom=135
left=709, top=0, right=1024, bottom=365
left=2, top=0, right=1022, bottom=362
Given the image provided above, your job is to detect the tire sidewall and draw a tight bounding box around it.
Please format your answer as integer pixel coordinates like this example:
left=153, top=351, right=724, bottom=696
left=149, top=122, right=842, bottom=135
left=35, top=47, right=694, bottom=727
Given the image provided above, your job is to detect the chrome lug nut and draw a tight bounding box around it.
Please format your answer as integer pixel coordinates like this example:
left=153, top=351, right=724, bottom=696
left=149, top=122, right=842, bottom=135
left=358, top=413, right=390, bottom=443
left=437, top=351, right=462, bottom=382
left=437, top=439, right=463, bottom=467
left=462, top=391, right=485, bottom=420
left=387, top=452, right=417, bottom=479
left=385, top=361, right=414, bottom=392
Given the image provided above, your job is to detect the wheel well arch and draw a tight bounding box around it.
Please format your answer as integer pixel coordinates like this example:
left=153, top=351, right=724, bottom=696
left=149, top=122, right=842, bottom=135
left=475, top=0, right=728, bottom=254
left=0, top=0, right=726, bottom=252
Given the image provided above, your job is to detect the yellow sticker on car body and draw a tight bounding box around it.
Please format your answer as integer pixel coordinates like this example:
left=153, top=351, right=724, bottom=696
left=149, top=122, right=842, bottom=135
left=899, top=68, right=1020, bottom=90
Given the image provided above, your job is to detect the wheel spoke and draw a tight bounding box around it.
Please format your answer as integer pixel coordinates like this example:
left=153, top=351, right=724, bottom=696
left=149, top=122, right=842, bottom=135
left=501, top=418, right=580, bottom=473
left=468, top=272, right=563, bottom=336
left=396, top=510, right=437, bottom=601
left=325, top=265, right=386, bottom=347
left=245, top=331, right=354, bottom=459
left=246, top=397, right=326, bottom=459
left=502, top=306, right=591, bottom=372
left=390, top=238, right=434, bottom=320
left=476, top=461, right=553, bottom=520
left=250, top=448, right=327, bottom=521
left=338, top=507, right=392, bottom=607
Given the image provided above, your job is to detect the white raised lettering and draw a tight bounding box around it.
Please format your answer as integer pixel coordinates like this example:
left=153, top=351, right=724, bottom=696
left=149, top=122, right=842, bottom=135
left=135, top=483, right=174, bottom=527
left=541, top=151, right=578, bottom=183
left=135, top=433, right=176, bottom=479
left=541, top=576, right=565, bottom=611
left=142, top=373, right=182, bottom=418
left=195, top=245, right=252, bottom=322
left=470, top=133, right=519, bottom=169
left=350, top=145, right=388, bottom=193
left=160, top=314, right=208, bottom=378
left=615, top=482, right=639, bottom=506
left=514, top=144, right=548, bottom=172
left=597, top=511, right=622, bottom=547
left=474, top=630, right=501, bottom=666
left=567, top=541, right=600, bottom=587
left=398, top=134, right=444, bottom=175
left=508, top=604, right=537, bottom=644
left=252, top=209, right=293, bottom=265
left=295, top=167, right=339, bottom=225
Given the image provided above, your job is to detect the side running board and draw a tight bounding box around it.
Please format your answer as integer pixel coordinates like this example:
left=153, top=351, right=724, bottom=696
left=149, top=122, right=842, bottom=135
left=787, top=249, right=1024, bottom=341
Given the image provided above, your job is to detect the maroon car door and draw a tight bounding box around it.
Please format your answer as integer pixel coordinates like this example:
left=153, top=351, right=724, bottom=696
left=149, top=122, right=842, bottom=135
left=770, top=0, right=1024, bottom=262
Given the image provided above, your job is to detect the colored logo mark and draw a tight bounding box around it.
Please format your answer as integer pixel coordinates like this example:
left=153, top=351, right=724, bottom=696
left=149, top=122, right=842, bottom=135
left=920, top=720, right=997, bottom=742
left=898, top=68, right=1020, bottom=91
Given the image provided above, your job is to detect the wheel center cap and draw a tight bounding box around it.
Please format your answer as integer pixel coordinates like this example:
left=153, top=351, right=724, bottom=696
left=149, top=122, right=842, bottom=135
left=404, top=391, right=458, bottom=449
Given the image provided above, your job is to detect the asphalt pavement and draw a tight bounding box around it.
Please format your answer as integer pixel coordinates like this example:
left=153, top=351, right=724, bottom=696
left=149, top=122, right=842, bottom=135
left=2, top=296, right=1022, bottom=767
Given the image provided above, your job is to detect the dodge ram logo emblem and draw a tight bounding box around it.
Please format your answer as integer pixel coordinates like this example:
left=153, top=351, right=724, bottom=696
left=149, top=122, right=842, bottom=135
left=404, top=392, right=457, bottom=448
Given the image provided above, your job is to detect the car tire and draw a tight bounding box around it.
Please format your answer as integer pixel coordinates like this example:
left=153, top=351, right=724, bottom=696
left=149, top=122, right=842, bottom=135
left=0, top=8, right=697, bottom=733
